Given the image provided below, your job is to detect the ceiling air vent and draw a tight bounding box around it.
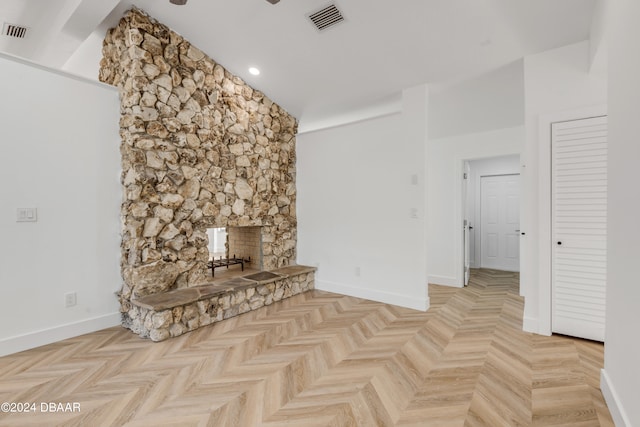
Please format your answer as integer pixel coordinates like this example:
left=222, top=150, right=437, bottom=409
left=3, top=23, right=28, bottom=39
left=308, top=4, right=345, bottom=32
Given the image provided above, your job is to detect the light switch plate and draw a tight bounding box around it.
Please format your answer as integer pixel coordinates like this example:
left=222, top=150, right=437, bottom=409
left=16, top=208, right=37, bottom=222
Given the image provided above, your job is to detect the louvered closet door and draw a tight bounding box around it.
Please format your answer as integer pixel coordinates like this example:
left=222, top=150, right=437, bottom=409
left=552, top=116, right=607, bottom=342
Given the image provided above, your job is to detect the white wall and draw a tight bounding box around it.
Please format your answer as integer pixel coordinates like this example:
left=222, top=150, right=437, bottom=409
left=296, top=85, right=429, bottom=311
left=427, top=127, right=522, bottom=286
left=428, top=60, right=524, bottom=140
left=601, top=1, right=640, bottom=425
left=589, top=0, right=608, bottom=78
left=62, top=31, right=104, bottom=80
left=467, top=155, right=520, bottom=269
left=0, top=53, right=121, bottom=356
left=297, top=93, right=402, bottom=135
left=521, top=41, right=607, bottom=334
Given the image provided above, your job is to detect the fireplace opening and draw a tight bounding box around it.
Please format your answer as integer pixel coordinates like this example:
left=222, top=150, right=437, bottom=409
left=205, top=226, right=263, bottom=279
left=206, top=227, right=227, bottom=259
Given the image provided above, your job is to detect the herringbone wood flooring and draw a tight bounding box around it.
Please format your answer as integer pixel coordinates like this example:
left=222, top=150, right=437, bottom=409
left=0, top=269, right=613, bottom=426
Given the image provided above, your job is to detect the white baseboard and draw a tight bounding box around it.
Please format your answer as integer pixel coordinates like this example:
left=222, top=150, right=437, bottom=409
left=316, top=280, right=429, bottom=311
left=428, top=275, right=462, bottom=287
left=522, top=316, right=539, bottom=334
left=522, top=316, right=551, bottom=336
left=601, top=369, right=632, bottom=427
left=0, top=312, right=121, bottom=357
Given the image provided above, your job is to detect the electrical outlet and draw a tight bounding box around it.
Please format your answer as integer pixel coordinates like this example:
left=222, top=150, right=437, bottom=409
left=65, top=292, right=77, bottom=308
left=355, top=266, right=361, bottom=277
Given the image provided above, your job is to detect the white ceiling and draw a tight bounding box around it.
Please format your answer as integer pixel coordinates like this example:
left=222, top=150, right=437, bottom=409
left=0, top=0, right=597, bottom=129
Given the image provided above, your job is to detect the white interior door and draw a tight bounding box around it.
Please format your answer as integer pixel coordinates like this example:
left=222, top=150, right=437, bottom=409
left=480, top=174, right=520, bottom=271
left=552, top=116, right=607, bottom=342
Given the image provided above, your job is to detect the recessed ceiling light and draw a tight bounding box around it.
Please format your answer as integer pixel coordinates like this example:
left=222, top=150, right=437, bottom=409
left=170, top=0, right=187, bottom=5
left=249, top=67, right=260, bottom=76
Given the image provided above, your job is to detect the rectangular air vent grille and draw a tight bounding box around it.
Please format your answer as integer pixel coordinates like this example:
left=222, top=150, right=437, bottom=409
left=308, top=4, right=345, bottom=31
left=3, top=23, right=28, bottom=39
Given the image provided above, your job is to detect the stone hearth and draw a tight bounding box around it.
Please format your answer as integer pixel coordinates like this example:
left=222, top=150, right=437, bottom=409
left=129, top=265, right=315, bottom=341
left=99, top=8, right=309, bottom=339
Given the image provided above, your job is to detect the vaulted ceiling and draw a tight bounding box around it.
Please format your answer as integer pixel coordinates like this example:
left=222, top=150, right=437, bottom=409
left=0, top=0, right=597, bottom=129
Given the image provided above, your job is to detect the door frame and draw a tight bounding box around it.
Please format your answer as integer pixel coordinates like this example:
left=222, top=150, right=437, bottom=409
left=457, top=154, right=521, bottom=288
left=535, top=105, right=608, bottom=336
left=463, top=161, right=471, bottom=286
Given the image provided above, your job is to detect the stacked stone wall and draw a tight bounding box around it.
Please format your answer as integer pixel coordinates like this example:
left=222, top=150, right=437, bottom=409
left=99, top=8, right=298, bottom=319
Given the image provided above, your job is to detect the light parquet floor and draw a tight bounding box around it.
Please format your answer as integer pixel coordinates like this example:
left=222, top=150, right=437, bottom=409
left=0, top=269, right=613, bottom=426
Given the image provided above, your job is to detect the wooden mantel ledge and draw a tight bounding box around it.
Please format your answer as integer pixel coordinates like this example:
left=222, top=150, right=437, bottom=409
left=131, top=265, right=317, bottom=311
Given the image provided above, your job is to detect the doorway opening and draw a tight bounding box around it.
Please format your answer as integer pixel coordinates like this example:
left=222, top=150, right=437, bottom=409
left=462, top=154, right=521, bottom=284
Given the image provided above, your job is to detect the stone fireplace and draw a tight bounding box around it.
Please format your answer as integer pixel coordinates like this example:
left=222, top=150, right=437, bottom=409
left=99, top=8, right=314, bottom=341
